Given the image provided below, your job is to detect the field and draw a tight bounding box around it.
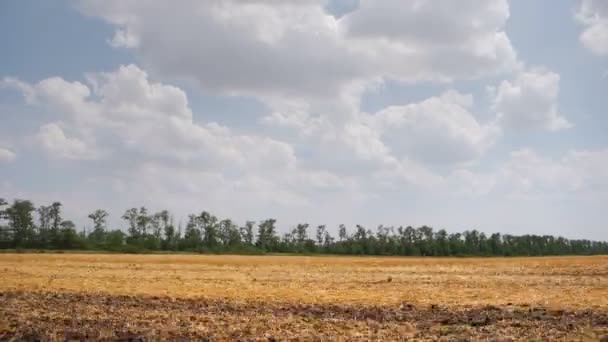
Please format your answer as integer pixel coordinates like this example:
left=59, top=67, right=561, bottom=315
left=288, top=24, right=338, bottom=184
left=1, top=253, right=608, bottom=340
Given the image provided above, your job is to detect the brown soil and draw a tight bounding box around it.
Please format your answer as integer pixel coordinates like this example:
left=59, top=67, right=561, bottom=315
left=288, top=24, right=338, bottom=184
left=1, top=291, right=607, bottom=341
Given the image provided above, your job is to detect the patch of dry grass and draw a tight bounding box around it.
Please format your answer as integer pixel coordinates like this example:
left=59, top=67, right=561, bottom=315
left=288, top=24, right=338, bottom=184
left=1, top=253, right=607, bottom=309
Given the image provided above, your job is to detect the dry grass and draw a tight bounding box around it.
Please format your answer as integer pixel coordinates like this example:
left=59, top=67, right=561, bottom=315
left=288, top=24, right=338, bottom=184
left=1, top=253, right=607, bottom=309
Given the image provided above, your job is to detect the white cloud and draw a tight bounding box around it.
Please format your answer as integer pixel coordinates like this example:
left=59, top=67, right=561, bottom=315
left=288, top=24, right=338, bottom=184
left=491, top=68, right=571, bottom=131
left=372, top=90, right=500, bottom=165
left=497, top=149, right=582, bottom=195
left=0, top=147, right=16, bottom=162
left=576, top=0, right=608, bottom=55
left=109, top=28, right=139, bottom=48
left=1, top=77, right=37, bottom=103
left=4, top=1, right=606, bottom=238
left=456, top=148, right=608, bottom=198
left=34, top=123, right=97, bottom=160
left=261, top=89, right=499, bottom=190
left=77, top=0, right=519, bottom=102
left=70, top=0, right=524, bottom=186
left=263, top=87, right=505, bottom=172
left=2, top=76, right=92, bottom=121
left=77, top=0, right=360, bottom=101
left=3, top=64, right=494, bottom=230
left=341, top=0, right=519, bottom=81
left=7, top=65, right=298, bottom=173
left=447, top=169, right=496, bottom=197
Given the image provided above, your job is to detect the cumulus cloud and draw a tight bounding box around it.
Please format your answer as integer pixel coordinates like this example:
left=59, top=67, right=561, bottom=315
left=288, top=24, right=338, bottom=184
left=454, top=148, right=608, bottom=197
left=576, top=0, right=608, bottom=55
left=68, top=0, right=526, bottom=178
left=4, top=65, right=388, bottom=222
left=261, top=89, right=499, bottom=186
left=372, top=90, right=500, bottom=165
left=3, top=1, right=604, bottom=236
left=77, top=1, right=360, bottom=101
left=35, top=123, right=97, bottom=160
left=0, top=147, right=16, bottom=162
left=76, top=0, right=519, bottom=101
left=6, top=65, right=298, bottom=173
left=3, top=63, right=492, bottom=228
left=497, top=149, right=582, bottom=195
left=490, top=68, right=571, bottom=131
left=341, top=0, right=519, bottom=81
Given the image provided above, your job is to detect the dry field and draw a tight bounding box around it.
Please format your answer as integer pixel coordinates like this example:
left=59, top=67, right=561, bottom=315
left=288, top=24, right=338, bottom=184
left=1, top=253, right=608, bottom=340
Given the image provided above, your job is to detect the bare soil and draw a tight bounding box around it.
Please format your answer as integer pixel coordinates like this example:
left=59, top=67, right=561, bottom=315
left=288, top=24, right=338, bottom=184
left=1, top=291, right=608, bottom=341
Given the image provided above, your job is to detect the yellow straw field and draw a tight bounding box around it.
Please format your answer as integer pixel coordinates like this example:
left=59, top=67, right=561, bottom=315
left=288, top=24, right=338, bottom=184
left=1, top=253, right=608, bottom=340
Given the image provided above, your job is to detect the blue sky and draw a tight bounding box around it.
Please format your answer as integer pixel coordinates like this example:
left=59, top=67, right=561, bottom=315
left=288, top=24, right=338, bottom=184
left=1, top=0, right=607, bottom=239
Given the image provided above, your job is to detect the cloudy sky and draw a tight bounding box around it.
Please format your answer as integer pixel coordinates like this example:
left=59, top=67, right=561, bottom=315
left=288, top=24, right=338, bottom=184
left=1, top=0, right=607, bottom=239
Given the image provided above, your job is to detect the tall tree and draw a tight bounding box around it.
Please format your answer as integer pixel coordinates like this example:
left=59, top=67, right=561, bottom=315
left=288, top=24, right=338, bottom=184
left=162, top=214, right=177, bottom=250
left=136, top=207, right=150, bottom=236
left=218, top=219, right=232, bottom=246
left=49, top=202, right=62, bottom=232
left=37, top=205, right=51, bottom=247
left=88, top=209, right=109, bottom=248
left=182, top=214, right=202, bottom=250
left=199, top=211, right=218, bottom=248
left=240, top=221, right=255, bottom=246
left=154, top=210, right=169, bottom=240
left=58, top=220, right=82, bottom=249
left=122, top=208, right=139, bottom=238
left=0, top=198, right=7, bottom=218
left=256, top=219, right=278, bottom=252
left=37, top=205, right=51, bottom=231
left=5, top=199, right=36, bottom=248
left=218, top=219, right=241, bottom=249
left=435, top=229, right=449, bottom=256
left=338, top=224, right=347, bottom=241
left=2, top=197, right=608, bottom=256
left=0, top=199, right=9, bottom=248
left=88, top=209, right=109, bottom=231
left=316, top=225, right=326, bottom=246
left=296, top=223, right=309, bottom=246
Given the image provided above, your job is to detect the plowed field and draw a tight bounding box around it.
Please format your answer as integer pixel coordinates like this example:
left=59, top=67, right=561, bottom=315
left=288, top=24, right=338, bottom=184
left=1, top=254, right=607, bottom=340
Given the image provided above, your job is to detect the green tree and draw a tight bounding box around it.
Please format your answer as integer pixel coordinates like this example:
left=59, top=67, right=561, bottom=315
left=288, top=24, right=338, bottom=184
left=49, top=202, right=62, bottom=231
left=88, top=209, right=109, bottom=248
left=316, top=225, right=326, bottom=250
left=158, top=211, right=177, bottom=250
left=323, top=230, right=334, bottom=249
left=294, top=223, right=310, bottom=251
left=338, top=224, right=347, bottom=241
left=256, top=219, right=278, bottom=252
left=136, top=207, right=150, bottom=236
left=218, top=219, right=235, bottom=247
left=58, top=220, right=82, bottom=249
left=122, top=208, right=139, bottom=238
left=182, top=214, right=202, bottom=250
left=37, top=205, right=51, bottom=248
left=435, top=229, right=449, bottom=256
left=199, top=211, right=219, bottom=249
left=0, top=198, right=10, bottom=248
left=5, top=199, right=36, bottom=248
left=240, top=221, right=255, bottom=246
left=490, top=233, right=502, bottom=255
left=0, top=198, right=7, bottom=218
left=218, top=219, right=241, bottom=250
left=106, top=230, right=126, bottom=250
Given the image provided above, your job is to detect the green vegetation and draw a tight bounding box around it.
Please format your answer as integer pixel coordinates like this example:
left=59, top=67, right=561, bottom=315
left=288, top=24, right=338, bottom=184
left=0, top=197, right=607, bottom=256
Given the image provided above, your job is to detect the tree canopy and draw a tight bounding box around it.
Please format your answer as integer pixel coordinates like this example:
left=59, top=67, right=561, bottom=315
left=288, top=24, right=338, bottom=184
left=0, top=197, right=607, bottom=256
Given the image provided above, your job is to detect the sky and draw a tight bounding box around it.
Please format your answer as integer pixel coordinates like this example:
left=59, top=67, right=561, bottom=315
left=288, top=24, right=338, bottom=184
left=1, top=0, right=607, bottom=240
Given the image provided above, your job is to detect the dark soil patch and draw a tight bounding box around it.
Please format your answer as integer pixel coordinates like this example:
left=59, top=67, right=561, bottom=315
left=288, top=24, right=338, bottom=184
left=1, top=291, right=607, bottom=341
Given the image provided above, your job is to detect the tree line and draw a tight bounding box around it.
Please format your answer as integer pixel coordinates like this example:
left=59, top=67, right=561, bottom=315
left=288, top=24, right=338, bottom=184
left=1, top=197, right=607, bottom=256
